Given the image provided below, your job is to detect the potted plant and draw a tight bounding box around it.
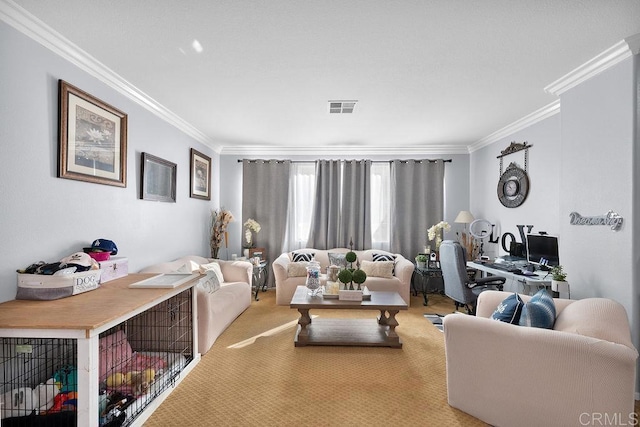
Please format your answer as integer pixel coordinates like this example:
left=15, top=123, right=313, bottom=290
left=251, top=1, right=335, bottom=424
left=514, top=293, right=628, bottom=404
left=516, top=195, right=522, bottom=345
left=415, top=254, right=427, bottom=268
left=550, top=265, right=569, bottom=296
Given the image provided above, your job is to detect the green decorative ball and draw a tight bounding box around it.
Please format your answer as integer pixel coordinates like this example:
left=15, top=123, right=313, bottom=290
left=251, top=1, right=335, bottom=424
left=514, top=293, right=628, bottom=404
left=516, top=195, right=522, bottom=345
left=338, top=269, right=353, bottom=284
left=352, top=269, right=367, bottom=284
left=345, top=251, right=357, bottom=263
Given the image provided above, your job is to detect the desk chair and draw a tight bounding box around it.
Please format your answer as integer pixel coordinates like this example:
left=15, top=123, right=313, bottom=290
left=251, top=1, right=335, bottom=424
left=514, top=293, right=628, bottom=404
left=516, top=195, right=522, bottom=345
left=439, top=240, right=506, bottom=314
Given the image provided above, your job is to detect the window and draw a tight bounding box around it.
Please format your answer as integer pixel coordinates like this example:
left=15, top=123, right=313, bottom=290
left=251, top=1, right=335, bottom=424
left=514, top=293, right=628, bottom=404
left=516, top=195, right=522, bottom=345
left=370, top=162, right=390, bottom=250
left=283, top=162, right=316, bottom=251
left=284, top=161, right=391, bottom=250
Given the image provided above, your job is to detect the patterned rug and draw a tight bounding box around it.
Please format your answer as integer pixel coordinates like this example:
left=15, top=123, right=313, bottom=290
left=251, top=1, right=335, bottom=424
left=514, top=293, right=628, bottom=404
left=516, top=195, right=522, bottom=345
left=424, top=313, right=445, bottom=332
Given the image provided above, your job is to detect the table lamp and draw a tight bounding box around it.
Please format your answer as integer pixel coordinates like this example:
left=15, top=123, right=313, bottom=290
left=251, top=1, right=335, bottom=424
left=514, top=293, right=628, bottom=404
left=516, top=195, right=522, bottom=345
left=454, top=210, right=475, bottom=256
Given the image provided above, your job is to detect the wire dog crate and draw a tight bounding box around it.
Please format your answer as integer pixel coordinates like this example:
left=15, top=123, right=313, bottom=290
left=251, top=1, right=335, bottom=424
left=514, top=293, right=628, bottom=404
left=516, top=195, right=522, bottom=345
left=0, top=277, right=197, bottom=427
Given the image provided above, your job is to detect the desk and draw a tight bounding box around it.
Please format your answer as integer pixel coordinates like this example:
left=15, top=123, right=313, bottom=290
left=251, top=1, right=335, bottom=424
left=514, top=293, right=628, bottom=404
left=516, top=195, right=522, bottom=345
left=467, top=261, right=552, bottom=295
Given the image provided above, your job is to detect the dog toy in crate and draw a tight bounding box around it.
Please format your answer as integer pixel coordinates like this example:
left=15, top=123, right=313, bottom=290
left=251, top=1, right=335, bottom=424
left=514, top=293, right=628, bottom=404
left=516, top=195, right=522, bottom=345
left=44, top=391, right=77, bottom=413
left=53, top=365, right=77, bottom=392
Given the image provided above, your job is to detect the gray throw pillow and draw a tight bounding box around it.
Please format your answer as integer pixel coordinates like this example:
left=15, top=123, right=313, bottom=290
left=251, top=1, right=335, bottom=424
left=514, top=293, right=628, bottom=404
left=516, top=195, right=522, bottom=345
left=328, top=252, right=347, bottom=268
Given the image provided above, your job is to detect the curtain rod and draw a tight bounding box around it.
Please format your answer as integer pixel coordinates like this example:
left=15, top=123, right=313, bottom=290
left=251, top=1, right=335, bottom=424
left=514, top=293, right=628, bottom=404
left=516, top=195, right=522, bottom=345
left=237, top=159, right=452, bottom=163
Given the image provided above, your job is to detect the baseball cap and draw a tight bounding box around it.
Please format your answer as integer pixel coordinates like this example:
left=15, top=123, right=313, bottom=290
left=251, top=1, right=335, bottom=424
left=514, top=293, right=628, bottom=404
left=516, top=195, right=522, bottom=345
left=83, top=239, right=118, bottom=255
left=60, top=252, right=94, bottom=271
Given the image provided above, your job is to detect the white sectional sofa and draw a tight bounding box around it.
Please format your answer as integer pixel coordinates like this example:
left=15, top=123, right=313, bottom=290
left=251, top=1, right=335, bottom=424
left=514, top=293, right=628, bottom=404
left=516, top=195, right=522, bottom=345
left=273, top=248, right=414, bottom=305
left=139, top=255, right=252, bottom=355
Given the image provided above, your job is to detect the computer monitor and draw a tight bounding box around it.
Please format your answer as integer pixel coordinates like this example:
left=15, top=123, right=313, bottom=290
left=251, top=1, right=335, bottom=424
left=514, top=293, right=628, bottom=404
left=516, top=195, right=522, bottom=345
left=526, top=234, right=559, bottom=268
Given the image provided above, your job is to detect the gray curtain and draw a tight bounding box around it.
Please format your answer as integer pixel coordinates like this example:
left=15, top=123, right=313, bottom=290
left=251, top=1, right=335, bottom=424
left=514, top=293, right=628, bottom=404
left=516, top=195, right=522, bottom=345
left=390, top=159, right=445, bottom=260
left=242, top=159, right=291, bottom=287
left=340, top=160, right=371, bottom=250
left=306, top=160, right=341, bottom=249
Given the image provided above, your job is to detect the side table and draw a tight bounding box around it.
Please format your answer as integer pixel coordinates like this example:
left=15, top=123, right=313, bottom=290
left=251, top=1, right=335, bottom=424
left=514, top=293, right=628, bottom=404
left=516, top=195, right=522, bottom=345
left=413, top=263, right=443, bottom=306
left=253, top=260, right=269, bottom=301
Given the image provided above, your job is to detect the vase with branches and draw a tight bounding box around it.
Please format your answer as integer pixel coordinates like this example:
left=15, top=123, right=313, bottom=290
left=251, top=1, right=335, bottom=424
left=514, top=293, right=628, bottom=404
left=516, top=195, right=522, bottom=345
left=210, top=208, right=234, bottom=258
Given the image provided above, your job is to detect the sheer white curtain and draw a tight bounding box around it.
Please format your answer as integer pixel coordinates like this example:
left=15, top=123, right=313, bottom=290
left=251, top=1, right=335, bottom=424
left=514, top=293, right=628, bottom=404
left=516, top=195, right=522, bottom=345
left=370, top=162, right=391, bottom=251
left=282, top=162, right=316, bottom=252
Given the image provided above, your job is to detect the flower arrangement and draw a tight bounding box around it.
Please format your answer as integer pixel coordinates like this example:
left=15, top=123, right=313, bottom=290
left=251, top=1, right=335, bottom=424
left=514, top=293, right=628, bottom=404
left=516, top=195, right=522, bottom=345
left=210, top=209, right=234, bottom=258
left=243, top=218, right=261, bottom=247
left=427, top=221, right=451, bottom=250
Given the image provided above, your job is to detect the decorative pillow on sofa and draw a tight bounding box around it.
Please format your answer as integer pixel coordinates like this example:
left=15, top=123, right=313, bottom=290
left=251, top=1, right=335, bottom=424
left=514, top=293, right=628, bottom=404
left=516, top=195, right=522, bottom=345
left=287, top=261, right=308, bottom=277
left=372, top=253, right=396, bottom=263
left=519, top=289, right=556, bottom=329
left=360, top=260, right=394, bottom=279
left=198, top=270, right=221, bottom=294
left=491, top=293, right=524, bottom=324
left=373, top=253, right=396, bottom=274
left=328, top=252, right=347, bottom=268
left=292, top=252, right=315, bottom=262
left=199, top=261, right=224, bottom=285
left=174, top=260, right=200, bottom=274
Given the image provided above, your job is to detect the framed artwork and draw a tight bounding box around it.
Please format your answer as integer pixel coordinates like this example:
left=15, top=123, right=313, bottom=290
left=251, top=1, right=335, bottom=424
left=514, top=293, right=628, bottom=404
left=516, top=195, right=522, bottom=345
left=141, top=152, right=177, bottom=202
left=190, top=148, right=211, bottom=200
left=58, top=80, right=127, bottom=187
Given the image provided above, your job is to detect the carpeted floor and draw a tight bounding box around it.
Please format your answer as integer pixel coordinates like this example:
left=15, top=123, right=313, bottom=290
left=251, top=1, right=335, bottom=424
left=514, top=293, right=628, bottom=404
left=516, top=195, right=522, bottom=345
left=144, top=289, right=640, bottom=426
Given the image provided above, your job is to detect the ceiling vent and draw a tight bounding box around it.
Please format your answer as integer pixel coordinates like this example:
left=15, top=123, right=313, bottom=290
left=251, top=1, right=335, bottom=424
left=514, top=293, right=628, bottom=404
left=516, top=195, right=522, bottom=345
left=329, top=100, right=357, bottom=114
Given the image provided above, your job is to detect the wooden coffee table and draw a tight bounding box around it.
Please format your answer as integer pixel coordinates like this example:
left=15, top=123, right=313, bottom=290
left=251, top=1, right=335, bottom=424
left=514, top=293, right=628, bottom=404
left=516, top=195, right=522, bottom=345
left=289, top=286, right=408, bottom=348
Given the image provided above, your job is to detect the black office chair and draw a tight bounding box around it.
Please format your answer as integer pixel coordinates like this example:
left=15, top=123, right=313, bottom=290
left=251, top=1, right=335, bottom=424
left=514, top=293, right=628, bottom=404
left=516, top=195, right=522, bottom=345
left=439, top=240, right=506, bottom=315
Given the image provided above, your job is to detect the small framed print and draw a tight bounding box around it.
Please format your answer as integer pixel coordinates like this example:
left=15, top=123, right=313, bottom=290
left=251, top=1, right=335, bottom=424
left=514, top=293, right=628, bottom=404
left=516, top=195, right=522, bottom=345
left=58, top=80, right=127, bottom=187
left=141, top=152, right=176, bottom=202
left=190, top=148, right=211, bottom=200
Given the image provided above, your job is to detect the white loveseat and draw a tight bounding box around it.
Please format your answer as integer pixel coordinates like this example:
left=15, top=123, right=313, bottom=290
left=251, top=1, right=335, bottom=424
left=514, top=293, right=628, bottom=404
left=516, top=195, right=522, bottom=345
left=139, top=255, right=252, bottom=355
left=272, top=248, right=414, bottom=305
left=443, top=290, right=638, bottom=427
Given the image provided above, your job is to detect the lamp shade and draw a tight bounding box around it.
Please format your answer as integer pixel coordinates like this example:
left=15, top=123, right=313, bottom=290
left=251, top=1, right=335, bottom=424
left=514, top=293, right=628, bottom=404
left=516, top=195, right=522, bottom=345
left=454, top=210, right=475, bottom=224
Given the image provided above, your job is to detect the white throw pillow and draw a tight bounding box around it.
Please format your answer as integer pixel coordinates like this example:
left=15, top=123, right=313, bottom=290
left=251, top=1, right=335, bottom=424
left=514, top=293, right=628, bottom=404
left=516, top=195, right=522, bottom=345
left=360, top=260, right=394, bottom=279
left=198, top=270, right=221, bottom=294
left=199, top=261, right=225, bottom=284
left=174, top=260, right=200, bottom=274
left=287, top=261, right=308, bottom=277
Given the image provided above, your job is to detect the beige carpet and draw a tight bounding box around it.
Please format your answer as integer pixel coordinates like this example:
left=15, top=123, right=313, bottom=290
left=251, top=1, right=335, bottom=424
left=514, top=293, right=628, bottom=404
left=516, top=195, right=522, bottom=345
left=144, top=289, right=487, bottom=426
left=144, top=289, right=640, bottom=426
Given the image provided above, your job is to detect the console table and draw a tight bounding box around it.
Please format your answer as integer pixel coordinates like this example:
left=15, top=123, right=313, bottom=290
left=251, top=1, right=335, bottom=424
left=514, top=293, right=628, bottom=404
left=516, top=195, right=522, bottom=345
left=0, top=274, right=201, bottom=427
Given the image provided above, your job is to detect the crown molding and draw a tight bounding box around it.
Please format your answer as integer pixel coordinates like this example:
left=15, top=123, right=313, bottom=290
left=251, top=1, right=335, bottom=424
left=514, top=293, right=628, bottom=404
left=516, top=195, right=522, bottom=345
left=0, top=0, right=215, bottom=148
left=544, top=33, right=640, bottom=96
left=468, top=101, right=560, bottom=153
left=220, top=144, right=470, bottom=156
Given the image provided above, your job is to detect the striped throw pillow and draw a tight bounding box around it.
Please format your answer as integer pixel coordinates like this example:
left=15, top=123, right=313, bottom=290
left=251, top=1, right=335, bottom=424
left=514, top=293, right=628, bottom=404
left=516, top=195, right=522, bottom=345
left=292, top=252, right=315, bottom=262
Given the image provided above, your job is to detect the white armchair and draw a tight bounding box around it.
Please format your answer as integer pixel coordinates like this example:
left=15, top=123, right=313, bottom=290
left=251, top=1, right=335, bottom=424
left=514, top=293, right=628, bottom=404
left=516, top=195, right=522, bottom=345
left=443, top=290, right=638, bottom=427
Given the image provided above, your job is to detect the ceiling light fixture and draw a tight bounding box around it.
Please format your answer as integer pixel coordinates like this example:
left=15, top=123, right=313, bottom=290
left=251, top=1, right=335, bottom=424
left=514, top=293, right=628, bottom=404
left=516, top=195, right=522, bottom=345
left=191, top=39, right=203, bottom=53
left=328, top=100, right=357, bottom=114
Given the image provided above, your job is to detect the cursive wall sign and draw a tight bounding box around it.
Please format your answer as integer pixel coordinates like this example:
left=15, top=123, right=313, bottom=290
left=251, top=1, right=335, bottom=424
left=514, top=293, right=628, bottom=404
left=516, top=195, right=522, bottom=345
left=569, top=211, right=623, bottom=231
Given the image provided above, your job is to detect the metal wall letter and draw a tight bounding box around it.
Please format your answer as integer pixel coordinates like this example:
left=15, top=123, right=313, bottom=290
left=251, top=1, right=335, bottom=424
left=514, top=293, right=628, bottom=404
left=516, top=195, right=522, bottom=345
left=569, top=211, right=623, bottom=231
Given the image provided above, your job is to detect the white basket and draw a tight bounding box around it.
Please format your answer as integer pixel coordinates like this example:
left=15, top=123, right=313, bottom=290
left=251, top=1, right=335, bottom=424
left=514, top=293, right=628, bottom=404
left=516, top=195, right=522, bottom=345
left=17, top=269, right=101, bottom=300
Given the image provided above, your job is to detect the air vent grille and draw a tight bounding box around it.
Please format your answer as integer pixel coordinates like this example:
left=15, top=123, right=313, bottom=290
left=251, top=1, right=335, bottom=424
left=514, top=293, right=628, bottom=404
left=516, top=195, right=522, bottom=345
left=329, top=100, right=357, bottom=114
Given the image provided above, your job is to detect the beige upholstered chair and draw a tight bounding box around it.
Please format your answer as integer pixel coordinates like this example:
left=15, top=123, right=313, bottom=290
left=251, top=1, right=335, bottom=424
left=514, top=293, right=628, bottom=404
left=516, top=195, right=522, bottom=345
left=443, top=290, right=638, bottom=427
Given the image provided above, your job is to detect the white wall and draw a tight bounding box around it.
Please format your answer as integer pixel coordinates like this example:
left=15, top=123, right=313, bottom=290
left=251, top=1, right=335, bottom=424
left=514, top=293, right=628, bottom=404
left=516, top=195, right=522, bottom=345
left=0, top=21, right=218, bottom=303
left=558, top=58, right=635, bottom=307
left=470, top=114, right=562, bottom=263
left=218, top=153, right=470, bottom=259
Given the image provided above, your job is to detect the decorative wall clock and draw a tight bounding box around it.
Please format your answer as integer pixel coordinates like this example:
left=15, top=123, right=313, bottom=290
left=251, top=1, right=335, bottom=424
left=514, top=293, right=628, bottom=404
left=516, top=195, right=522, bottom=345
left=497, top=163, right=529, bottom=207
left=496, top=142, right=533, bottom=208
